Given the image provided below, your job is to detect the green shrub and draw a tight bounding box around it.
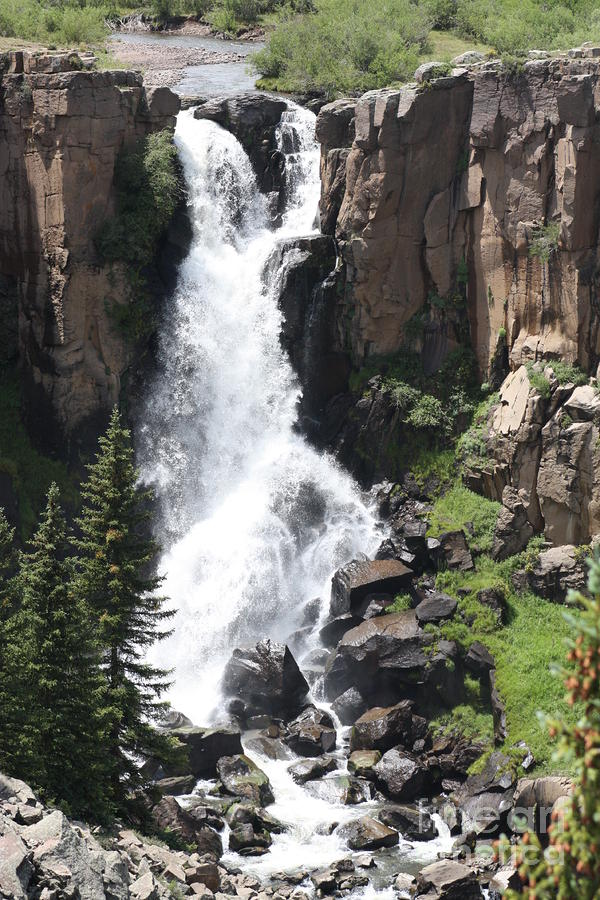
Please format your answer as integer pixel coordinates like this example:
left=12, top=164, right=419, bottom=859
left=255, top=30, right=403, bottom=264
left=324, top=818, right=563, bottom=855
left=526, top=363, right=551, bottom=399
left=529, top=221, right=561, bottom=262
left=0, top=0, right=108, bottom=45
left=548, top=360, right=588, bottom=386
left=251, top=0, right=431, bottom=97
left=406, top=394, right=448, bottom=431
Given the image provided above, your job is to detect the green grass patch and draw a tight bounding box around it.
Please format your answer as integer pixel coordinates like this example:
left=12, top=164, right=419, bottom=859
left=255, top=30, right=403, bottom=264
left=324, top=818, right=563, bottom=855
left=388, top=593, right=413, bottom=612
left=427, top=482, right=500, bottom=554
left=526, top=363, right=551, bottom=399
left=424, top=27, right=492, bottom=60
left=432, top=551, right=579, bottom=775
left=430, top=673, right=495, bottom=745
left=548, top=360, right=588, bottom=387
left=0, top=367, right=79, bottom=541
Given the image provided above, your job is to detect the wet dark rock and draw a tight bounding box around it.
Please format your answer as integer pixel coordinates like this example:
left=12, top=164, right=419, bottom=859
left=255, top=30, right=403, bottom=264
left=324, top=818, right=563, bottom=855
left=216, top=755, right=275, bottom=807
left=415, top=593, right=458, bottom=624
left=464, top=641, right=495, bottom=675
left=228, top=822, right=272, bottom=855
left=428, top=733, right=485, bottom=782
left=454, top=751, right=516, bottom=837
left=222, top=639, right=309, bottom=719
left=378, top=804, right=438, bottom=841
left=323, top=611, right=429, bottom=701
left=184, top=798, right=226, bottom=832
left=283, top=706, right=337, bottom=756
left=193, top=93, right=287, bottom=194
left=288, top=756, right=338, bottom=784
left=167, top=725, right=243, bottom=778
left=373, top=749, right=426, bottom=800
left=225, top=802, right=284, bottom=834
left=348, top=750, right=381, bottom=779
left=358, top=593, right=398, bottom=619
left=319, top=614, right=363, bottom=648
left=336, top=815, right=399, bottom=850
left=332, top=687, right=368, bottom=725
left=429, top=531, right=474, bottom=571
left=349, top=701, right=415, bottom=753
left=305, top=774, right=374, bottom=805
left=330, top=558, right=413, bottom=617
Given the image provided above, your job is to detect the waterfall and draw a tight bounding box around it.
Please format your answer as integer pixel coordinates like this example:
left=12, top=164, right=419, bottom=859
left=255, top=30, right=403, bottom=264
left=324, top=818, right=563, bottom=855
left=137, top=105, right=380, bottom=724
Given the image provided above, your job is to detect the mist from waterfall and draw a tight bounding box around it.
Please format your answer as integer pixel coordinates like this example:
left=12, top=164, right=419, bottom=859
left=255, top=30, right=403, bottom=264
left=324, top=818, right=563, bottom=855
left=137, top=105, right=380, bottom=724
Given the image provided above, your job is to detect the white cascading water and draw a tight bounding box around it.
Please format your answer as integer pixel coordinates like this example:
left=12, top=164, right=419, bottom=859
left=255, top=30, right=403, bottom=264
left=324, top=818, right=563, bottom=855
left=138, top=105, right=453, bottom=882
left=138, top=106, right=380, bottom=722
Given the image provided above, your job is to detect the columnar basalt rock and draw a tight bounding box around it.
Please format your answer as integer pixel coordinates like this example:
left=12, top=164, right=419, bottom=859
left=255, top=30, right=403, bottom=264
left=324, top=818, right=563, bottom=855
left=316, top=56, right=600, bottom=378
left=0, top=52, right=179, bottom=452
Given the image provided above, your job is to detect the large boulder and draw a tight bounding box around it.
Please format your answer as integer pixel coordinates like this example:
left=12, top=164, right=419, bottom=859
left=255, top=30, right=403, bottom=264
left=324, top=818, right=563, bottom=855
left=222, top=639, right=309, bottom=719
left=323, top=611, right=429, bottom=701
left=151, top=797, right=223, bottom=859
left=332, top=687, right=368, bottom=725
left=283, top=706, right=337, bottom=756
left=288, top=756, right=338, bottom=784
left=0, top=830, right=32, bottom=900
left=348, top=750, right=382, bottom=779
left=513, top=544, right=587, bottom=602
left=336, top=815, right=399, bottom=850
left=416, top=859, right=482, bottom=898
left=378, top=804, right=438, bottom=841
left=167, top=725, right=242, bottom=778
left=373, top=749, right=426, bottom=800
left=305, top=774, right=373, bottom=805
left=415, top=593, right=457, bottom=624
left=349, top=701, right=415, bottom=753
left=330, top=558, right=413, bottom=616
left=454, top=752, right=516, bottom=837
left=216, top=755, right=275, bottom=807
left=492, top=486, right=534, bottom=560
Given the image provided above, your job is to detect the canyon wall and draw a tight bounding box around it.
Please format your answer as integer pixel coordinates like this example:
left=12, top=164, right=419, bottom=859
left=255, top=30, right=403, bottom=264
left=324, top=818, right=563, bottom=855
left=316, top=52, right=600, bottom=377
left=0, top=51, right=179, bottom=453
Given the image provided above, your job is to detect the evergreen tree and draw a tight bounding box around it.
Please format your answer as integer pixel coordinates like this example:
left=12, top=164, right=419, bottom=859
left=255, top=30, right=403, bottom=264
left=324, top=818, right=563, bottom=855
left=74, top=407, right=176, bottom=812
left=502, top=552, right=600, bottom=898
left=8, top=484, right=110, bottom=820
left=0, top=507, right=19, bottom=773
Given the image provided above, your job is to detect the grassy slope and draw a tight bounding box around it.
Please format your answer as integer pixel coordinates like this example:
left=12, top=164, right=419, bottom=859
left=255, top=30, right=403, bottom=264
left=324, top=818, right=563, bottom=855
left=425, top=485, right=577, bottom=774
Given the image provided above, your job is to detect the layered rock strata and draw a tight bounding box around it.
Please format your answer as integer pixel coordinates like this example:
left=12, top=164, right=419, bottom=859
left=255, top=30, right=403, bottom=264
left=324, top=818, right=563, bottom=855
left=316, top=53, right=600, bottom=377
left=0, top=51, right=179, bottom=452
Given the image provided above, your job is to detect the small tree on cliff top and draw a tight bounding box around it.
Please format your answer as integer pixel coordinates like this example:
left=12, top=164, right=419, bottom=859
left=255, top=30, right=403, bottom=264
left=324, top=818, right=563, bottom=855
left=74, top=407, right=177, bottom=813
left=502, top=551, right=600, bottom=899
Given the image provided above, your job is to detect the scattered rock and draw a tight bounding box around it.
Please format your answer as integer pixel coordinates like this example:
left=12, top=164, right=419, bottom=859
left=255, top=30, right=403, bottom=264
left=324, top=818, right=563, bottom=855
left=476, top=587, right=507, bottom=624
left=330, top=558, right=413, bottom=617
left=513, top=544, right=587, bottom=602
left=415, top=593, right=458, bottom=624
left=288, top=756, right=338, bottom=784
left=349, top=701, right=415, bottom=753
left=167, top=725, right=243, bottom=778
left=373, top=749, right=426, bottom=800
left=464, top=641, right=495, bottom=675
left=336, top=816, right=399, bottom=850
left=216, top=755, right=275, bottom=807
left=415, top=859, right=482, bottom=898
left=283, top=706, right=337, bottom=756
left=429, top=532, right=474, bottom=572
left=348, top=750, right=382, bottom=779
left=331, top=687, right=368, bottom=725
left=378, top=804, right=438, bottom=841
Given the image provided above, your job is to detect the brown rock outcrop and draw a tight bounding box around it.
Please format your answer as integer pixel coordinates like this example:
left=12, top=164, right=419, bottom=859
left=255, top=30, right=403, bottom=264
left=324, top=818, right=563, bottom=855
left=0, top=52, right=179, bottom=452
left=316, top=55, right=600, bottom=377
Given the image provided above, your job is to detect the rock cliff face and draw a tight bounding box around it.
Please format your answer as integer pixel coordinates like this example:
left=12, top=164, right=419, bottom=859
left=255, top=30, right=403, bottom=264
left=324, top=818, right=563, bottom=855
left=316, top=54, right=600, bottom=377
left=0, top=51, right=179, bottom=453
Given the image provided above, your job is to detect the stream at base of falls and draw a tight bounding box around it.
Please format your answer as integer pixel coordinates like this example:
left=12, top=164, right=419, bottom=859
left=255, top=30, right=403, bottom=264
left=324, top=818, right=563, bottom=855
left=136, top=104, right=454, bottom=892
